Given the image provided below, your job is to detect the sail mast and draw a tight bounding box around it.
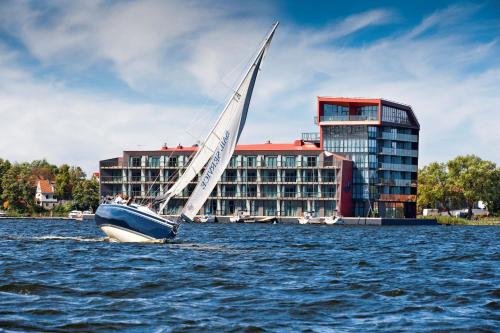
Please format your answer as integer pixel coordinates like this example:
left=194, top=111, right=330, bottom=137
left=179, top=22, right=278, bottom=221
left=158, top=22, right=278, bottom=214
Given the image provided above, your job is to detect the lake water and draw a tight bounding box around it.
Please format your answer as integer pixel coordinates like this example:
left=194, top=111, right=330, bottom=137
left=0, top=219, right=499, bottom=332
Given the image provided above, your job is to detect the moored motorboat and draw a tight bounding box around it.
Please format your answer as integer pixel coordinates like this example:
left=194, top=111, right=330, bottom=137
left=230, top=210, right=255, bottom=223
left=68, top=210, right=83, bottom=219
left=197, top=214, right=216, bottom=223
left=298, top=211, right=322, bottom=224
left=324, top=216, right=344, bottom=225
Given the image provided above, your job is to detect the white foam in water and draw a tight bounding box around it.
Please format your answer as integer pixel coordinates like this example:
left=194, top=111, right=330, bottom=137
left=33, top=235, right=107, bottom=242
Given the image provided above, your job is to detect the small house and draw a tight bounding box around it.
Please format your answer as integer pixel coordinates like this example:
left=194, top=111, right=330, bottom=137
left=35, top=179, right=58, bottom=209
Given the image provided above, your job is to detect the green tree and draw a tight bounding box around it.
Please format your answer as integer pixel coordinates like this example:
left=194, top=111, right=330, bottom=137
left=483, top=167, right=500, bottom=215
left=72, top=176, right=100, bottom=211
left=417, top=162, right=454, bottom=215
left=55, top=164, right=85, bottom=200
left=447, top=155, right=498, bottom=219
left=0, top=159, right=12, bottom=204
left=1, top=163, right=36, bottom=213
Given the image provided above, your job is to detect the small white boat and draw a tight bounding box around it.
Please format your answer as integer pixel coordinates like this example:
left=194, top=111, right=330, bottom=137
left=230, top=210, right=255, bottom=223
left=199, top=215, right=216, bottom=223
left=298, top=211, right=322, bottom=224
left=82, top=211, right=95, bottom=220
left=68, top=210, right=83, bottom=219
left=0, top=210, right=6, bottom=217
left=324, top=216, right=344, bottom=225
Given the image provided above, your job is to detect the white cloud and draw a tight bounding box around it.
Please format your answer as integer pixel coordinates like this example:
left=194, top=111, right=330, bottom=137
left=0, top=1, right=499, bottom=175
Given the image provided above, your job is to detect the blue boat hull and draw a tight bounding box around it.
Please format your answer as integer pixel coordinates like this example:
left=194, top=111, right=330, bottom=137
left=95, top=204, right=177, bottom=242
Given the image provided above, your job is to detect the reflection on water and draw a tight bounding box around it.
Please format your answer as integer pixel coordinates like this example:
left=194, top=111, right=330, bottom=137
left=0, top=218, right=499, bottom=332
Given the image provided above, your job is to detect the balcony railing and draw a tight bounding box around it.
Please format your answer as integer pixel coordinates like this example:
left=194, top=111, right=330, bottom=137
left=381, top=132, right=418, bottom=142
left=379, top=163, right=418, bottom=172
left=320, top=115, right=378, bottom=122
left=261, top=192, right=278, bottom=198
left=378, top=178, right=416, bottom=187
left=261, top=176, right=277, bottom=182
left=380, top=147, right=418, bottom=157
left=301, top=132, right=320, bottom=142
left=221, top=176, right=238, bottom=182
left=301, top=177, right=318, bottom=182
left=100, top=176, right=123, bottom=183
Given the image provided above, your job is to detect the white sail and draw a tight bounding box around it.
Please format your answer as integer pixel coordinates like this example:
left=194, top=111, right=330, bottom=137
left=178, top=23, right=278, bottom=221
left=158, top=22, right=278, bottom=215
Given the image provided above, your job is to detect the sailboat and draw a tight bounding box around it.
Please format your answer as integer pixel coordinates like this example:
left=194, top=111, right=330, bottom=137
left=95, top=22, right=279, bottom=243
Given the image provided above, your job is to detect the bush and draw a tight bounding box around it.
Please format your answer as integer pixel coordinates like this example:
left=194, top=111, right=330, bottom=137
left=53, top=202, right=73, bottom=216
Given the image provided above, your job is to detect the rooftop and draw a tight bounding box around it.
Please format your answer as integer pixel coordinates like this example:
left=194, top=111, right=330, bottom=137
left=160, top=140, right=322, bottom=152
left=37, top=179, right=54, bottom=194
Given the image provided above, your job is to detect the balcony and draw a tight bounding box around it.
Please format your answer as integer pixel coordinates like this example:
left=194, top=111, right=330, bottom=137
left=380, top=147, right=418, bottom=157
left=221, top=176, right=238, bottom=182
left=318, top=115, right=378, bottom=123
left=261, top=192, right=278, bottom=198
left=379, top=194, right=417, bottom=202
left=261, top=176, right=277, bottom=182
left=100, top=176, right=123, bottom=183
left=378, top=178, right=416, bottom=187
left=282, top=176, right=297, bottom=182
left=379, top=163, right=418, bottom=172
left=381, top=132, right=418, bottom=142
left=301, top=132, right=320, bottom=142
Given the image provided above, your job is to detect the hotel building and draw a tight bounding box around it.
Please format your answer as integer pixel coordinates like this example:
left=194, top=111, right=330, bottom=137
left=99, top=97, right=419, bottom=218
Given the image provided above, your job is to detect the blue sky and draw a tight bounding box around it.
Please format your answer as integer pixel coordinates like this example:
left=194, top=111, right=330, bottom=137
left=0, top=0, right=499, bottom=174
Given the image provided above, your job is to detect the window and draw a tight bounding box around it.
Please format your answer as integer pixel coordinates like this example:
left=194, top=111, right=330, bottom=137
left=168, top=157, right=177, bottom=167
left=229, top=156, right=237, bottom=167
left=264, top=156, right=277, bottom=167
left=323, top=104, right=349, bottom=120
left=382, top=106, right=410, bottom=125
left=244, top=156, right=256, bottom=167
left=130, top=157, right=141, bottom=167
left=283, top=156, right=296, bottom=167
left=357, top=105, right=378, bottom=120
left=148, top=156, right=160, bottom=168
left=305, top=156, right=317, bottom=167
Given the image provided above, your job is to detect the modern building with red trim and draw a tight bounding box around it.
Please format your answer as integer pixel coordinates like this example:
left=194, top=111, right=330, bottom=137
left=316, top=97, right=419, bottom=218
left=100, top=97, right=419, bottom=218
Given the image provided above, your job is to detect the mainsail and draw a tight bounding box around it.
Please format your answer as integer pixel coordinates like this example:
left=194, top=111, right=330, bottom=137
left=158, top=22, right=278, bottom=216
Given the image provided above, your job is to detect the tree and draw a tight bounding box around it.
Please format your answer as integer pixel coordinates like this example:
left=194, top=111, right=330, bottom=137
left=1, top=163, right=36, bottom=213
left=72, top=176, right=100, bottom=211
left=55, top=164, right=85, bottom=200
left=447, top=155, right=498, bottom=219
left=418, top=162, right=455, bottom=215
left=483, top=167, right=500, bottom=215
left=0, top=159, right=11, bottom=203
left=30, top=159, right=58, bottom=181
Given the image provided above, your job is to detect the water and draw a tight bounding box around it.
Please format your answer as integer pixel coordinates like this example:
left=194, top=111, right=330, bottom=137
left=0, top=219, right=499, bottom=332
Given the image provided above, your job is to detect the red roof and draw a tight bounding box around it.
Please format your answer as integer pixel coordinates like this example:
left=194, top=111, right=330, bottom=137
left=38, top=179, right=54, bottom=193
left=161, top=140, right=322, bottom=152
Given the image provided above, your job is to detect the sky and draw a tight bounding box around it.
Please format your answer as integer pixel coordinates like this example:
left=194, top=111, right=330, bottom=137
left=0, top=0, right=499, bottom=175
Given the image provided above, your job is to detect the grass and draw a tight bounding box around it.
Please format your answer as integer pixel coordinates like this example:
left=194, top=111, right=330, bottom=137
left=431, top=215, right=500, bottom=226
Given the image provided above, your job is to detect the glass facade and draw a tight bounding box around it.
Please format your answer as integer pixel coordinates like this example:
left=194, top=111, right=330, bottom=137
left=382, top=105, right=410, bottom=125
left=321, top=101, right=419, bottom=218
left=102, top=151, right=345, bottom=217
left=321, top=103, right=379, bottom=121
